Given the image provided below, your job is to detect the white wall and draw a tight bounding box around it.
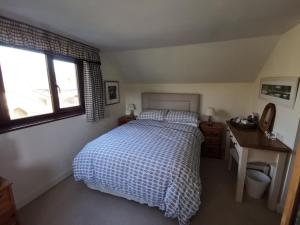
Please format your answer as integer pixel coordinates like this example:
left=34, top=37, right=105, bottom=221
left=0, top=57, right=125, bottom=208
left=252, top=24, right=300, bottom=149
left=124, top=83, right=253, bottom=122
left=251, top=24, right=300, bottom=211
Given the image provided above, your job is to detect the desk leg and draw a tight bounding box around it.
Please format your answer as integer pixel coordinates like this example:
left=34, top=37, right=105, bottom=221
left=268, top=152, right=287, bottom=210
left=228, top=152, right=232, bottom=171
left=236, top=148, right=248, bottom=202
left=225, top=128, right=230, bottom=160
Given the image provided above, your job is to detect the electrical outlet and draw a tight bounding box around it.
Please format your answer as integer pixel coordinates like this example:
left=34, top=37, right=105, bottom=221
left=276, top=132, right=284, bottom=142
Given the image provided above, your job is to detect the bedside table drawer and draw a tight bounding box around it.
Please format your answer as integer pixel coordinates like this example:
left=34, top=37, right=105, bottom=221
left=203, top=130, right=222, bottom=137
left=205, top=137, right=221, bottom=145
left=203, top=141, right=220, bottom=149
left=0, top=189, right=13, bottom=217
left=0, top=209, right=15, bottom=224
left=0, top=178, right=17, bottom=225
left=202, top=146, right=221, bottom=158
left=200, top=122, right=224, bottom=158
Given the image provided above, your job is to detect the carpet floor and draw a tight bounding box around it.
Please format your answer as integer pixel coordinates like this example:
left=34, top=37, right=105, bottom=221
left=18, top=158, right=281, bottom=225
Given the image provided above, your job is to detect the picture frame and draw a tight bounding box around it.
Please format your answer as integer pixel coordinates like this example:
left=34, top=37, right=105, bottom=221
left=259, top=77, right=299, bottom=108
left=104, top=81, right=120, bottom=105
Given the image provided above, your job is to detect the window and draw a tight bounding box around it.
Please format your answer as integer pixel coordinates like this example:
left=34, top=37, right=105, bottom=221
left=0, top=46, right=53, bottom=119
left=0, top=45, right=84, bottom=132
left=53, top=59, right=80, bottom=109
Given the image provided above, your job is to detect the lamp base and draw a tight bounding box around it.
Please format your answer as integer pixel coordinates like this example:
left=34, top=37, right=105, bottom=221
left=130, top=110, right=135, bottom=119
left=208, top=116, right=213, bottom=126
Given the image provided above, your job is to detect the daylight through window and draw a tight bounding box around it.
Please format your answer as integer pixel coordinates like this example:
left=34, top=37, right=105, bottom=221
left=0, top=45, right=84, bottom=131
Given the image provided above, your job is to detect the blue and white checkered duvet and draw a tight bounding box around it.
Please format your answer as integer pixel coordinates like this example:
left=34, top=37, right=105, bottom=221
left=73, top=119, right=203, bottom=225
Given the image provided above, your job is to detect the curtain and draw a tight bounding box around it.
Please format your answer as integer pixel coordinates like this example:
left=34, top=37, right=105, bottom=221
left=83, top=62, right=105, bottom=122
left=0, top=16, right=104, bottom=121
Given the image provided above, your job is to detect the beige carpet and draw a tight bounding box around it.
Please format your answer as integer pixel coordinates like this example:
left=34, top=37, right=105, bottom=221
left=18, top=158, right=281, bottom=225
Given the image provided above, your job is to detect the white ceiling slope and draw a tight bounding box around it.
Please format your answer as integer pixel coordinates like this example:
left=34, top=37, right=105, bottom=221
left=0, top=0, right=299, bottom=51
left=102, top=35, right=280, bottom=83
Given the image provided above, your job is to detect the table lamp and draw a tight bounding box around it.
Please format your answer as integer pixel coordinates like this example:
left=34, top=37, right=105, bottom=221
left=128, top=104, right=136, bottom=118
left=206, top=107, right=215, bottom=126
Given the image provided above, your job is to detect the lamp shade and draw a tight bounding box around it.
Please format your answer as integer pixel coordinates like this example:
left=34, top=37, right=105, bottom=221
left=128, top=104, right=136, bottom=111
left=206, top=107, right=215, bottom=116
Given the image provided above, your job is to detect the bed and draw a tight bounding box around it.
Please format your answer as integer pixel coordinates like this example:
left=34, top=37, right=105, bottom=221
left=73, top=93, right=203, bottom=225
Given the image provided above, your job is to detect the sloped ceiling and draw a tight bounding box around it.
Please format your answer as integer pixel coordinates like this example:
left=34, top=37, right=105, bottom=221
left=0, top=0, right=300, bottom=51
left=102, top=36, right=280, bottom=83
left=0, top=0, right=297, bottom=83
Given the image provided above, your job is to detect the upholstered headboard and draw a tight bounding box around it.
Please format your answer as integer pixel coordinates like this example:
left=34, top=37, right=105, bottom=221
left=142, top=93, right=200, bottom=113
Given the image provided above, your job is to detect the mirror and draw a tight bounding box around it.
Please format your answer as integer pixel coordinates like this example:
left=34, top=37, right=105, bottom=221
left=259, top=103, right=276, bottom=132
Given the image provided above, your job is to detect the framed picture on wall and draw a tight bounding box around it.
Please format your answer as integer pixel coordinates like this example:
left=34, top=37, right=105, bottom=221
left=104, top=81, right=120, bottom=105
left=259, top=77, right=299, bottom=108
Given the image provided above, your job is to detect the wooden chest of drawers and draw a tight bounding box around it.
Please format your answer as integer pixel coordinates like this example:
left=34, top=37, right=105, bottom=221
left=200, top=122, right=224, bottom=158
left=0, top=178, right=18, bottom=225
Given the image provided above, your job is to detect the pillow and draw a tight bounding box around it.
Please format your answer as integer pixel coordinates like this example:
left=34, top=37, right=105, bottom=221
left=165, top=110, right=199, bottom=127
left=137, top=109, right=167, bottom=121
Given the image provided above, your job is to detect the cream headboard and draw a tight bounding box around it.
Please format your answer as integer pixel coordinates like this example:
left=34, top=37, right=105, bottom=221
left=142, top=92, right=200, bottom=113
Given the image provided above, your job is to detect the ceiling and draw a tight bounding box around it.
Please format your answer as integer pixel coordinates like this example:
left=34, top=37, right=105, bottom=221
left=102, top=35, right=280, bottom=83
left=0, top=0, right=300, bottom=51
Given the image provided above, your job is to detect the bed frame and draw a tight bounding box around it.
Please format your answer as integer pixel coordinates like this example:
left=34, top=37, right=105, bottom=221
left=141, top=92, right=200, bottom=113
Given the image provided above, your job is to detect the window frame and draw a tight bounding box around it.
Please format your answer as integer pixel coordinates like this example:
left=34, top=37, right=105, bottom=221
left=0, top=45, right=85, bottom=134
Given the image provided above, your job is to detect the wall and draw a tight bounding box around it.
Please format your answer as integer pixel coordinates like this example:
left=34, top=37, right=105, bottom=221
left=0, top=56, right=125, bottom=208
left=252, top=24, right=300, bottom=149
left=251, top=24, right=300, bottom=211
left=124, top=83, right=253, bottom=121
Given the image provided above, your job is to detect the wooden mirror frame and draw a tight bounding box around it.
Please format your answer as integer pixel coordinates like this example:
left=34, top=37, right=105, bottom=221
left=259, top=103, right=276, bottom=132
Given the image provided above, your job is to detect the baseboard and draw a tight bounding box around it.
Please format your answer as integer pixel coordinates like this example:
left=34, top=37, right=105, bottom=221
left=16, top=169, right=73, bottom=209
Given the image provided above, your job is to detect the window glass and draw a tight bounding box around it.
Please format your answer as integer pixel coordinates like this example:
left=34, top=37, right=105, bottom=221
left=53, top=59, right=80, bottom=108
left=0, top=46, right=53, bottom=120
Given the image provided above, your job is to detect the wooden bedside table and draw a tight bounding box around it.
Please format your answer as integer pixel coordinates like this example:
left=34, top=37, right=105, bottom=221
left=200, top=121, right=224, bottom=159
left=0, top=177, right=18, bottom=225
left=118, top=115, right=136, bottom=126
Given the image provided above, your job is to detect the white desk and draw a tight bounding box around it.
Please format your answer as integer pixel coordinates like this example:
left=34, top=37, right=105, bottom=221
left=226, top=122, right=291, bottom=210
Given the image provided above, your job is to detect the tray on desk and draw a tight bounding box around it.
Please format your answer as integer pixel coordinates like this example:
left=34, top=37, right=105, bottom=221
left=230, top=119, right=257, bottom=130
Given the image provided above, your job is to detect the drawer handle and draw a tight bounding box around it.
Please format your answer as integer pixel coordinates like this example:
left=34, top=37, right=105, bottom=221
left=229, top=135, right=233, bottom=138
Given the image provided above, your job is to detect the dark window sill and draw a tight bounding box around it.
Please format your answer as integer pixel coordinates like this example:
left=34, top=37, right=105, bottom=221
left=0, top=109, right=85, bottom=134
